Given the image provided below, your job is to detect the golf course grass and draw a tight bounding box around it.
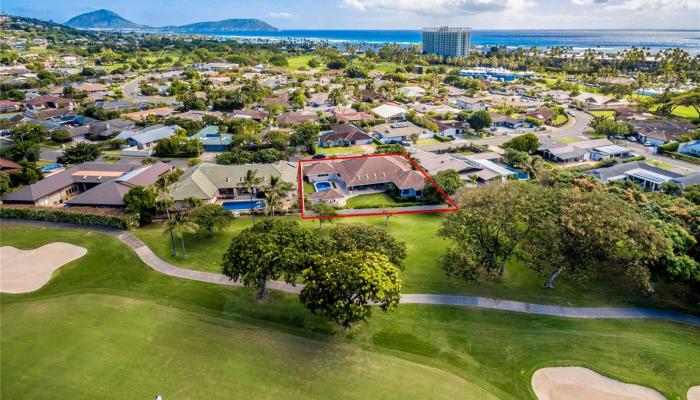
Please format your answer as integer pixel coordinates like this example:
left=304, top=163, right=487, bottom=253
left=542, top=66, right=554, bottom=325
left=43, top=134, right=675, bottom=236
left=133, top=214, right=700, bottom=313
left=2, top=223, right=699, bottom=399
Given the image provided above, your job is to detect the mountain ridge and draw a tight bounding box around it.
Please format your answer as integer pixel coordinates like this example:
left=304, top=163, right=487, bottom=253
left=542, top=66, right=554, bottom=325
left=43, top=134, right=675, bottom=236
left=64, top=10, right=277, bottom=32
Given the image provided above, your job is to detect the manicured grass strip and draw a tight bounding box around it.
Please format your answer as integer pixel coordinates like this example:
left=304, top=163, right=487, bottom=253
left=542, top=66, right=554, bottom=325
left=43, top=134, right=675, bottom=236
left=318, top=145, right=367, bottom=156
left=554, top=137, right=582, bottom=144
left=130, top=215, right=700, bottom=312
left=344, top=192, right=406, bottom=208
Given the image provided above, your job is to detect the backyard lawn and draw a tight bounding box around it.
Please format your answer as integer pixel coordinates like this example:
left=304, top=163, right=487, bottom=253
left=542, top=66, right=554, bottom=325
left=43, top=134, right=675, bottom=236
left=415, top=138, right=442, bottom=146
left=2, top=224, right=699, bottom=400
left=343, top=192, right=405, bottom=208
left=554, top=137, right=582, bottom=144
left=318, top=145, right=368, bottom=156
left=589, top=110, right=615, bottom=118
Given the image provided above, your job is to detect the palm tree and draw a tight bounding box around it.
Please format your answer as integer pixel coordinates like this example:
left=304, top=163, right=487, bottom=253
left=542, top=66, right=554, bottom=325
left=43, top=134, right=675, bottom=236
left=516, top=155, right=546, bottom=180
left=241, top=169, right=263, bottom=219
left=218, top=125, right=228, bottom=147
left=164, top=212, right=198, bottom=259
left=154, top=173, right=180, bottom=256
left=264, top=175, right=292, bottom=217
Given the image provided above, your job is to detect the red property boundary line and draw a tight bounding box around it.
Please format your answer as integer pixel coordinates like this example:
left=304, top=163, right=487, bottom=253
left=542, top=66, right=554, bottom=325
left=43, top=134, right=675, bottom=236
left=298, top=152, right=459, bottom=220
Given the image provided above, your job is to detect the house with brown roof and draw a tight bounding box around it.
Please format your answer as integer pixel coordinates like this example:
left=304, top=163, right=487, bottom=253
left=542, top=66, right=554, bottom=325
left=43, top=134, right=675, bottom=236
left=24, top=95, right=74, bottom=110
left=333, top=110, right=374, bottom=123
left=0, top=159, right=22, bottom=175
left=303, top=155, right=426, bottom=204
left=319, top=124, right=374, bottom=147
left=524, top=106, right=555, bottom=124
left=123, top=107, right=175, bottom=122
left=277, top=111, right=319, bottom=126
left=230, top=109, right=269, bottom=121
left=631, top=119, right=695, bottom=146
left=2, top=161, right=171, bottom=208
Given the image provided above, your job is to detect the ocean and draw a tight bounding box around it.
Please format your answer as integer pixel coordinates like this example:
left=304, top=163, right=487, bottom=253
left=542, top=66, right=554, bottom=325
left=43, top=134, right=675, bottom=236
left=184, top=29, right=700, bottom=54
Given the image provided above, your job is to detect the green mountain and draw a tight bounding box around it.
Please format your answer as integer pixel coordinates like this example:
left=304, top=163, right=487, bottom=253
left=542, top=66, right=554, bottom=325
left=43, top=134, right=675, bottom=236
left=63, top=10, right=277, bottom=32
left=64, top=9, right=146, bottom=30
left=165, top=19, right=278, bottom=33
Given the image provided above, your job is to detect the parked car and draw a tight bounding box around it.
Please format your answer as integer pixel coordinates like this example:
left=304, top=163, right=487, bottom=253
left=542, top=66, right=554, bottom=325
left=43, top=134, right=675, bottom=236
left=627, top=136, right=637, bottom=142
left=613, top=135, right=625, bottom=140
left=312, top=153, right=326, bottom=159
left=643, top=141, right=653, bottom=147
left=568, top=111, right=576, bottom=117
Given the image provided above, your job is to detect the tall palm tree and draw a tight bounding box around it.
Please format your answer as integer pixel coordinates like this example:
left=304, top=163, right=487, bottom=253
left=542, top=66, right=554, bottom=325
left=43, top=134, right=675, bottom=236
left=164, top=212, right=198, bottom=259
left=516, top=155, right=546, bottom=180
left=154, top=173, right=180, bottom=256
left=264, top=175, right=292, bottom=217
left=241, top=169, right=263, bottom=219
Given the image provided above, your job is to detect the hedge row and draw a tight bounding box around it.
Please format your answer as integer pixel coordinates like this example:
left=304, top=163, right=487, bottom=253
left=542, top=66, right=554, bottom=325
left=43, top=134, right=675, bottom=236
left=433, top=134, right=453, bottom=143
left=664, top=151, right=700, bottom=166
left=0, top=205, right=138, bottom=230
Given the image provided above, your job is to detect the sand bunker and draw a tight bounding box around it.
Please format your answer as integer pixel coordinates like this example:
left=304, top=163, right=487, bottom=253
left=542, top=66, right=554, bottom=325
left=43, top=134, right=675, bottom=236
left=688, top=386, right=700, bottom=400
left=532, top=367, right=666, bottom=400
left=1, top=243, right=87, bottom=293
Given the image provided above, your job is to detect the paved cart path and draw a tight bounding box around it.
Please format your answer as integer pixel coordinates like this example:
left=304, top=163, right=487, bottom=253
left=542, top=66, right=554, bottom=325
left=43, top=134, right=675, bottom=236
left=5, top=220, right=700, bottom=326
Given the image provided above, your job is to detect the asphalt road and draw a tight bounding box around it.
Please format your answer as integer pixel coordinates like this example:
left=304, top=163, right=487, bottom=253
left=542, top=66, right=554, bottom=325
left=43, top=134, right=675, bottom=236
left=121, top=75, right=179, bottom=105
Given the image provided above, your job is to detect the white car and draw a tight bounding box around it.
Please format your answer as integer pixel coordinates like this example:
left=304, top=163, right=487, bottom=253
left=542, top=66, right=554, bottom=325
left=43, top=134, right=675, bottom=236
left=643, top=141, right=654, bottom=147
left=627, top=136, right=637, bottom=142
left=568, top=111, right=576, bottom=117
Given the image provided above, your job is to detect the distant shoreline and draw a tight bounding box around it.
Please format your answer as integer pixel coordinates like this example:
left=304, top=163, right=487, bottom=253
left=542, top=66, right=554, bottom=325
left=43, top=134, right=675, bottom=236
left=105, top=28, right=700, bottom=54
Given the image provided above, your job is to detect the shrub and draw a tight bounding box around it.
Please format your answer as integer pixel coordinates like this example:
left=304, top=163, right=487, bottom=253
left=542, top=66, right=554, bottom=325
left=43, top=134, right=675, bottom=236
left=434, top=134, right=452, bottom=143
left=658, top=141, right=680, bottom=154
left=0, top=205, right=138, bottom=229
left=621, top=155, right=646, bottom=163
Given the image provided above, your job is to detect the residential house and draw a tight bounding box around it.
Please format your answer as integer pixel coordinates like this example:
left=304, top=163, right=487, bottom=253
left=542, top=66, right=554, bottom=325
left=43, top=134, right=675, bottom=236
left=308, top=92, right=331, bottom=107
left=573, top=92, right=627, bottom=109
left=230, top=109, right=269, bottom=121
left=24, top=95, right=74, bottom=110
left=399, top=86, right=426, bottom=99
left=2, top=161, right=171, bottom=207
left=319, top=124, right=373, bottom=147
left=170, top=161, right=298, bottom=209
left=360, top=89, right=383, bottom=102
left=489, top=113, right=535, bottom=130
left=436, top=120, right=468, bottom=138
left=0, top=158, right=22, bottom=175
left=199, top=62, right=238, bottom=72
left=584, top=161, right=685, bottom=191
left=371, top=104, right=407, bottom=122
left=631, top=119, right=695, bottom=146
left=412, top=151, right=512, bottom=183
left=171, top=110, right=225, bottom=122
left=116, top=124, right=181, bottom=156
left=455, top=97, right=488, bottom=111
left=190, top=125, right=232, bottom=152
left=679, top=140, right=700, bottom=158
left=372, top=121, right=432, bottom=144
left=523, top=106, right=555, bottom=125
left=333, top=110, right=374, bottom=123
left=304, top=155, right=426, bottom=204
left=277, top=111, right=319, bottom=126
left=89, top=118, right=136, bottom=140
left=123, top=107, right=175, bottom=122
left=537, top=138, right=622, bottom=163
left=0, top=100, right=21, bottom=113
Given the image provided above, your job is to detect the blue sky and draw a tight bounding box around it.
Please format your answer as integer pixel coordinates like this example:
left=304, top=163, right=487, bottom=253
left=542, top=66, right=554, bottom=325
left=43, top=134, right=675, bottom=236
left=3, top=0, right=699, bottom=29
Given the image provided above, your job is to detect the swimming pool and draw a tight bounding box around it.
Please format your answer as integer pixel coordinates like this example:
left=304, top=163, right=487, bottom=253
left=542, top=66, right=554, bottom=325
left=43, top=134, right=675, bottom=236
left=221, top=200, right=265, bottom=211
left=314, top=181, right=333, bottom=191
left=502, top=164, right=529, bottom=180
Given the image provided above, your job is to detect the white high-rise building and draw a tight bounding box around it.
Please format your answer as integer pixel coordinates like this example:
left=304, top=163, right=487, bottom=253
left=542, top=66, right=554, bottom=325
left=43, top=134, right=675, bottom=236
left=422, top=27, right=471, bottom=58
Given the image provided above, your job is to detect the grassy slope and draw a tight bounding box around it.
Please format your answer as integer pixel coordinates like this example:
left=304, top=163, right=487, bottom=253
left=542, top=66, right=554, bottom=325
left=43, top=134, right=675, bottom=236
left=2, top=224, right=699, bottom=399
left=133, top=214, right=700, bottom=312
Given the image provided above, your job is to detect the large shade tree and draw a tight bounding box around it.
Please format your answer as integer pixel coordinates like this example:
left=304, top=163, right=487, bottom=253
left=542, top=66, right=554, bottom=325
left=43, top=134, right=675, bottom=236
left=300, top=251, right=402, bottom=329
left=221, top=219, right=320, bottom=298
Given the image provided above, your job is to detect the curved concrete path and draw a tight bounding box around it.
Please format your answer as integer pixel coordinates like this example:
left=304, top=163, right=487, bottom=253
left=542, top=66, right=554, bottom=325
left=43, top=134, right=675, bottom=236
left=5, top=220, right=700, bottom=327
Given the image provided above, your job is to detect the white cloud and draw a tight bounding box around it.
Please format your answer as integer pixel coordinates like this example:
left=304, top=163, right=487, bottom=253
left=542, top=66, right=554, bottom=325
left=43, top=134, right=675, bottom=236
left=340, top=0, right=533, bottom=15
left=572, top=0, right=700, bottom=9
left=267, top=12, right=297, bottom=19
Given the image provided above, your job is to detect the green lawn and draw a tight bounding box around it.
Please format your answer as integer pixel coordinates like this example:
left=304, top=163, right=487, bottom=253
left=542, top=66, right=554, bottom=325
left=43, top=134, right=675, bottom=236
left=2, top=224, right=699, bottom=399
left=133, top=214, right=700, bottom=313
left=318, top=145, right=368, bottom=156
left=551, top=114, right=568, bottom=125
left=554, top=137, right=582, bottom=144
left=343, top=192, right=407, bottom=208
left=286, top=55, right=318, bottom=71
left=589, top=110, right=615, bottom=118
left=669, top=105, right=699, bottom=119
left=415, top=138, right=442, bottom=146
